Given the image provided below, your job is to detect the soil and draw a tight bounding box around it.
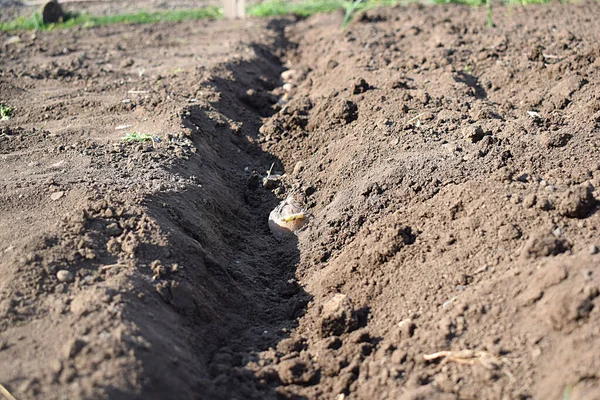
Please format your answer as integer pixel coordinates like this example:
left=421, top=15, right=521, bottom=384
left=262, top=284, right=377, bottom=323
left=1, top=1, right=600, bottom=399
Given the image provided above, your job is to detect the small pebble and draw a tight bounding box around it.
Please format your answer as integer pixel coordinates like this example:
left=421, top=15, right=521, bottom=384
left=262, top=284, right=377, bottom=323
left=56, top=270, right=74, bottom=283
left=50, top=191, right=65, bottom=201
left=590, top=245, right=599, bottom=255
left=3, top=36, right=21, bottom=46
left=281, top=69, right=297, bottom=82
left=552, top=227, right=563, bottom=237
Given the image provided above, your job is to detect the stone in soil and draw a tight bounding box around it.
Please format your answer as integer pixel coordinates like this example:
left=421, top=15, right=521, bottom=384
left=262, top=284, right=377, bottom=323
left=56, top=270, right=74, bottom=283
left=50, top=191, right=65, bottom=201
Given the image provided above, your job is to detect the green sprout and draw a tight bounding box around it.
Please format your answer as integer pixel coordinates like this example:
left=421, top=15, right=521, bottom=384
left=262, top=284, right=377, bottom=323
left=342, top=0, right=366, bottom=28
left=486, top=0, right=493, bottom=27
left=0, top=105, right=12, bottom=121
left=563, top=385, right=574, bottom=400
left=121, top=132, right=155, bottom=142
left=248, top=0, right=402, bottom=29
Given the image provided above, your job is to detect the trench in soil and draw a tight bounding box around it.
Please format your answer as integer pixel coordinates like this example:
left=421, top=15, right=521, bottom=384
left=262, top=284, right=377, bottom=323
left=127, top=20, right=311, bottom=398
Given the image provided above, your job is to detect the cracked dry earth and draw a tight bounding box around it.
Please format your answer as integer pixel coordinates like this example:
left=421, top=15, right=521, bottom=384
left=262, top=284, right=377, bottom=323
left=1, top=2, right=600, bottom=399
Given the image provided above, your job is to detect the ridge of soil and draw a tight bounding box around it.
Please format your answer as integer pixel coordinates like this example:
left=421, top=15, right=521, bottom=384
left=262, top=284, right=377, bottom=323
left=1, top=2, right=600, bottom=399
left=1, top=16, right=306, bottom=399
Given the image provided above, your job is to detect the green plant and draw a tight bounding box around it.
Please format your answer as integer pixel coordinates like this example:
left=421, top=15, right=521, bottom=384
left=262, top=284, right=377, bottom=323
left=342, top=0, right=402, bottom=29
left=121, top=132, right=155, bottom=142
left=248, top=0, right=347, bottom=18
left=342, top=0, right=365, bottom=28
left=0, top=8, right=221, bottom=32
left=248, top=0, right=400, bottom=27
left=0, top=104, right=12, bottom=121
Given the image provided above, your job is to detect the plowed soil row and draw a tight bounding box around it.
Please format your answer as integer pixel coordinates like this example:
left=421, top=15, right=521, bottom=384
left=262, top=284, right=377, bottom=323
left=0, top=2, right=599, bottom=399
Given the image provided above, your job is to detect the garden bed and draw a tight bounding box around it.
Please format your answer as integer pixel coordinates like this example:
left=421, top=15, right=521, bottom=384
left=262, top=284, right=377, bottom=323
left=0, top=1, right=599, bottom=398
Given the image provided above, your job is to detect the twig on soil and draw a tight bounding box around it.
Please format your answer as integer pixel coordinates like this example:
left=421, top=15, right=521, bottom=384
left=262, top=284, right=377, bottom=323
left=407, top=112, right=425, bottom=124
left=424, top=350, right=481, bottom=364
left=424, top=350, right=515, bottom=381
left=99, top=263, right=127, bottom=271
left=442, top=295, right=458, bottom=308
left=0, top=383, right=17, bottom=400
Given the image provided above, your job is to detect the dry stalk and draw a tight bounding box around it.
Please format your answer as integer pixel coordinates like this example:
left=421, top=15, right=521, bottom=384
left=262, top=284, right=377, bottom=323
left=0, top=383, right=17, bottom=400
left=424, top=350, right=514, bottom=381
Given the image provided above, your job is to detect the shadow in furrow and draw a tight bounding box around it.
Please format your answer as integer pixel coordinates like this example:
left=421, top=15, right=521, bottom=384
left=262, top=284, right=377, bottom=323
left=132, top=19, right=311, bottom=399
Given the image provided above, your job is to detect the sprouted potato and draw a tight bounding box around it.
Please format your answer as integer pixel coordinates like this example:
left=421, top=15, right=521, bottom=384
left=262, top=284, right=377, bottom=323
left=268, top=197, right=309, bottom=238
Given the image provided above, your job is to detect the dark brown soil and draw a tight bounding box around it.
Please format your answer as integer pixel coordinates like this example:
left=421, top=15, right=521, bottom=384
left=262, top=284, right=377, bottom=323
left=1, top=2, right=600, bottom=399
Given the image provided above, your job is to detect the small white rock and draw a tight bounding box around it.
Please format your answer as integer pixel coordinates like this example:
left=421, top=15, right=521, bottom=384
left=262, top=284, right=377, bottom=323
left=281, top=69, right=297, bottom=82
left=56, top=270, right=74, bottom=283
left=3, top=36, right=20, bottom=46
left=50, top=191, right=65, bottom=201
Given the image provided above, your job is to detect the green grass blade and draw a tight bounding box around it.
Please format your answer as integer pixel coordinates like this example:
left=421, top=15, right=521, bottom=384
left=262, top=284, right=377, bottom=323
left=0, top=7, right=221, bottom=32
